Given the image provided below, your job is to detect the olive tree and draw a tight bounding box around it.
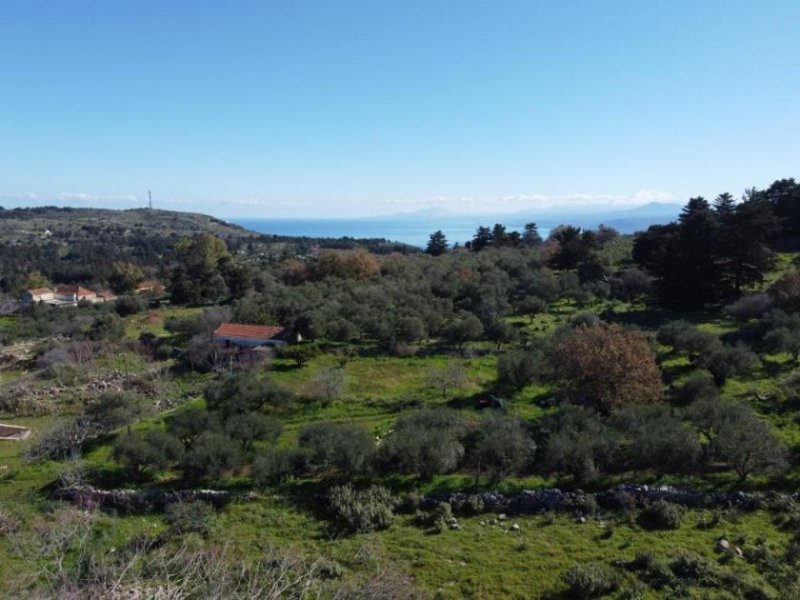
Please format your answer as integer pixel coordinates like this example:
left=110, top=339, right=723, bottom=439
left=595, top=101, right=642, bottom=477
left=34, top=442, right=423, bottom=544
left=469, top=415, right=535, bottom=484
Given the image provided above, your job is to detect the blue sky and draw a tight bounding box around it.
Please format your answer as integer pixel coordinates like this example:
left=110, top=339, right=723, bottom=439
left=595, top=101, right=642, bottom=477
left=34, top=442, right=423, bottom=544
left=1, top=1, right=798, bottom=218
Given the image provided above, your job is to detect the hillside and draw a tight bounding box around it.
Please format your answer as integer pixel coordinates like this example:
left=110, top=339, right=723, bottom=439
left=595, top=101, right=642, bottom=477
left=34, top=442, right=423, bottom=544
left=3, top=181, right=800, bottom=598
left=0, top=206, right=255, bottom=244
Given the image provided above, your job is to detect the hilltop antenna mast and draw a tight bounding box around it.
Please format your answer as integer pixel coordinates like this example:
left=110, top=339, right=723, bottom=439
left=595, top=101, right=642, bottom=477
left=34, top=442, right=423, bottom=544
left=148, top=190, right=152, bottom=210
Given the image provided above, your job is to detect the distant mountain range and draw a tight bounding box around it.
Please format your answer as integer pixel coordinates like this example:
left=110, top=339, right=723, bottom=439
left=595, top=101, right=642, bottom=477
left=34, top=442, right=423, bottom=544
left=389, top=201, right=684, bottom=235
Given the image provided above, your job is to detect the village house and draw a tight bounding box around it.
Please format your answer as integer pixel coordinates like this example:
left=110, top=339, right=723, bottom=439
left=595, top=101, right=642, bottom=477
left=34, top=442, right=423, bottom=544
left=95, top=290, right=118, bottom=302
left=21, top=285, right=117, bottom=307
left=20, top=288, right=54, bottom=303
left=213, top=323, right=289, bottom=348
left=54, top=284, right=97, bottom=303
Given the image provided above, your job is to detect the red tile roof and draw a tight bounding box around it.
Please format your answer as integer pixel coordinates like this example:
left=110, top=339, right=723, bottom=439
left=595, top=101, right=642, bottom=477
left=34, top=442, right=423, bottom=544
left=26, top=287, right=53, bottom=295
left=213, top=323, right=285, bottom=340
left=55, top=284, right=95, bottom=296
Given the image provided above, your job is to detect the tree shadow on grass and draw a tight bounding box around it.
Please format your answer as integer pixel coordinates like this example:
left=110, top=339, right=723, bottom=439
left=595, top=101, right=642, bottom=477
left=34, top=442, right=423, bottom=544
left=270, top=362, right=303, bottom=373
left=660, top=362, right=698, bottom=385
left=761, top=357, right=798, bottom=378
left=607, top=307, right=724, bottom=332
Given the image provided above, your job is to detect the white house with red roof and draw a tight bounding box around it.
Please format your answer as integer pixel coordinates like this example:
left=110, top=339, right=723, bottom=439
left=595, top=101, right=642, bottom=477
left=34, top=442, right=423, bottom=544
left=54, top=284, right=97, bottom=303
left=21, top=285, right=117, bottom=307
left=21, top=288, right=54, bottom=303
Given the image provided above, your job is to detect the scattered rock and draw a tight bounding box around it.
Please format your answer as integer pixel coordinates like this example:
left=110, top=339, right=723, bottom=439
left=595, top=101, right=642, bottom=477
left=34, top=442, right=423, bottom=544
left=716, top=539, right=730, bottom=552
left=498, top=513, right=507, bottom=521
left=511, top=523, right=520, bottom=532
left=735, top=546, right=744, bottom=558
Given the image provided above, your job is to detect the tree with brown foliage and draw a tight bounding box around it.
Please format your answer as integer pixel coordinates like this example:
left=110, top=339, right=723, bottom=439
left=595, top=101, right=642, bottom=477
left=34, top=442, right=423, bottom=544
left=553, top=323, right=663, bottom=412
left=769, top=271, right=800, bottom=312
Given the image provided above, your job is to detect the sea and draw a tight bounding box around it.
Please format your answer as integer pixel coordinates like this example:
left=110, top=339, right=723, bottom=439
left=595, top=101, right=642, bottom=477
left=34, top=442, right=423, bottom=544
left=231, top=217, right=544, bottom=249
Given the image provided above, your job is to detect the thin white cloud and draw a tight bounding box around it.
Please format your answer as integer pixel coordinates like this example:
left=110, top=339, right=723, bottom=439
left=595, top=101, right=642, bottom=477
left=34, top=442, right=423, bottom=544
left=220, top=197, right=302, bottom=208
left=380, top=189, right=679, bottom=214
left=53, top=192, right=139, bottom=203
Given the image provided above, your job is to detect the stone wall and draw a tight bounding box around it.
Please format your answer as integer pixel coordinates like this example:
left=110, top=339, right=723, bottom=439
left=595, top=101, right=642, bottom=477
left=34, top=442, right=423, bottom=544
left=421, top=484, right=795, bottom=515
left=53, top=485, right=257, bottom=514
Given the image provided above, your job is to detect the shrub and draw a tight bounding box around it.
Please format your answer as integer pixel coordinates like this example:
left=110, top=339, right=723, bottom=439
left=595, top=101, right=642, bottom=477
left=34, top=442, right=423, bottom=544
left=84, top=391, right=151, bottom=434
left=561, top=562, right=619, bottom=598
left=328, top=484, right=395, bottom=533
left=153, top=343, right=174, bottom=361
left=638, top=500, right=684, bottom=530
left=724, top=293, right=773, bottom=321
left=0, top=506, right=19, bottom=536
left=709, top=403, right=787, bottom=481
left=610, top=268, right=652, bottom=302
left=164, top=500, right=215, bottom=536
left=379, top=409, right=468, bottom=480
left=672, top=374, right=719, bottom=406
left=670, top=552, right=718, bottom=586
left=88, top=312, right=126, bottom=341
left=179, top=432, right=243, bottom=482
left=657, top=322, right=718, bottom=359
left=305, top=366, right=346, bottom=405
left=612, top=404, right=700, bottom=474
left=114, top=295, right=148, bottom=317
left=204, top=372, right=292, bottom=416
left=168, top=408, right=223, bottom=448
left=442, top=314, right=484, bottom=352
left=224, top=412, right=282, bottom=452
left=36, top=346, right=74, bottom=371
left=696, top=342, right=760, bottom=386
left=543, top=406, right=619, bottom=483
left=657, top=320, right=693, bottom=348
left=113, top=429, right=184, bottom=479
left=764, top=325, right=800, bottom=362
left=469, top=415, right=536, bottom=483
left=486, top=319, right=518, bottom=350
left=280, top=342, right=322, bottom=366
left=299, top=421, right=375, bottom=478
left=415, top=502, right=453, bottom=534
left=24, top=418, right=92, bottom=463
left=570, top=312, right=601, bottom=328
left=252, top=447, right=309, bottom=486
left=624, top=552, right=675, bottom=589
left=518, top=295, right=548, bottom=322
left=48, top=363, right=87, bottom=387
left=607, top=490, right=637, bottom=512
left=496, top=348, right=548, bottom=393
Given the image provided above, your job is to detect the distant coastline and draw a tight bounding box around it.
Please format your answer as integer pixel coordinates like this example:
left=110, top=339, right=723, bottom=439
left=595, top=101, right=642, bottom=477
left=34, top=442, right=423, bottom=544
left=232, top=217, right=537, bottom=248
left=231, top=203, right=681, bottom=248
